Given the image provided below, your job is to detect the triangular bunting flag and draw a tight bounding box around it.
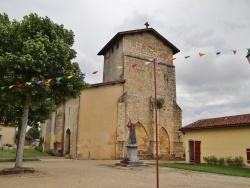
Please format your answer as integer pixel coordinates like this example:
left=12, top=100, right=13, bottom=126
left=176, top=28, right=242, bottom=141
left=1, top=86, right=5, bottom=90
left=132, top=64, right=137, bottom=68
left=145, top=61, right=151, bottom=65
left=216, top=52, right=221, bottom=55
left=184, top=56, right=190, bottom=59
left=155, top=59, right=162, bottom=64
left=117, top=66, right=123, bottom=69
left=17, top=84, right=23, bottom=88
left=25, top=82, right=32, bottom=85
left=92, top=71, right=98, bottom=74
left=36, top=80, right=42, bottom=85
left=46, top=79, right=52, bottom=84
left=56, top=77, right=63, bottom=82
left=67, top=75, right=73, bottom=79
left=169, top=57, right=176, bottom=62
left=233, top=50, right=236, bottom=54
left=199, top=52, right=205, bottom=57
left=9, top=85, right=14, bottom=89
left=80, top=73, right=86, bottom=77
left=104, top=68, right=110, bottom=73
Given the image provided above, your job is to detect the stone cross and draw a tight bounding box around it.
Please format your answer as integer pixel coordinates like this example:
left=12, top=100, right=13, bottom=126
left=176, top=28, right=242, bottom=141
left=144, top=22, right=150, bottom=29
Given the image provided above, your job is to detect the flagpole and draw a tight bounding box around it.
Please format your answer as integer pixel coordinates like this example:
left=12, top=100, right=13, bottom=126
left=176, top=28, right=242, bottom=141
left=153, top=59, right=159, bottom=188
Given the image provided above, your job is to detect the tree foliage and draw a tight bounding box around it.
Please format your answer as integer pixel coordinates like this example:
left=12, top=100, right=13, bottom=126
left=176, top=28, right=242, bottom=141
left=27, top=127, right=40, bottom=139
left=0, top=13, right=89, bottom=167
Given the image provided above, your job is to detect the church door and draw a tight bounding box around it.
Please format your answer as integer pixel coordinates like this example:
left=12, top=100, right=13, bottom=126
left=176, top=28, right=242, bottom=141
left=194, top=141, right=201, bottom=163
left=189, top=140, right=201, bottom=163
left=247, top=148, right=250, bottom=164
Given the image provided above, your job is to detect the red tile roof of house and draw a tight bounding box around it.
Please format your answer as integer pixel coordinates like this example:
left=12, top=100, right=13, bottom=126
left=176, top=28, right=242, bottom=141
left=180, top=113, right=250, bottom=132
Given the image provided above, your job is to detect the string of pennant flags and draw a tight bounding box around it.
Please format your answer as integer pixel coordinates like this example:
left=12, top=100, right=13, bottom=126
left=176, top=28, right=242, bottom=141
left=77, top=47, right=250, bottom=77
left=0, top=73, right=86, bottom=91
left=1, top=48, right=249, bottom=90
left=182, top=48, right=250, bottom=59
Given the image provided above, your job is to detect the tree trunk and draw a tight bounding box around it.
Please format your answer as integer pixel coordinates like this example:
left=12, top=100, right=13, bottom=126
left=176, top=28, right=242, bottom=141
left=15, top=96, right=30, bottom=168
left=15, top=122, right=22, bottom=160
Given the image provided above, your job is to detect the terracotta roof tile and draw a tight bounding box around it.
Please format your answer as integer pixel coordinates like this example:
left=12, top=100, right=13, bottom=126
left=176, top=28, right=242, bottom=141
left=180, top=113, right=250, bottom=131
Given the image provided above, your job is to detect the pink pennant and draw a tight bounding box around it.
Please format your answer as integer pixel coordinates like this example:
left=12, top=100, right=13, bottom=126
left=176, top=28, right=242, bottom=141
left=155, top=60, right=162, bottom=64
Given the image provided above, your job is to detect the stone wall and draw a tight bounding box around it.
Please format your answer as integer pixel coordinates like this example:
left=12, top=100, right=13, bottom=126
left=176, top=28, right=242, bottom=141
left=103, top=39, right=123, bottom=82
left=64, top=97, right=79, bottom=159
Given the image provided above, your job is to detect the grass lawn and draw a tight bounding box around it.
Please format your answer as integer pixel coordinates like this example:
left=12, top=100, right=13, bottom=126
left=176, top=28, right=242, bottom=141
left=0, top=149, right=48, bottom=158
left=160, top=163, right=250, bottom=178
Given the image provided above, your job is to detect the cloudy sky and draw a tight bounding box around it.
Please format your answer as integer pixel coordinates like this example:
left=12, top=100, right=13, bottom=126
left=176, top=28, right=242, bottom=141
left=1, top=0, right=250, bottom=126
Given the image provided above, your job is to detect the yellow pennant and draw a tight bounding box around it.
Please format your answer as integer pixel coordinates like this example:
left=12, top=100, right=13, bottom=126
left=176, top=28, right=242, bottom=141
left=67, top=75, right=73, bottom=79
left=46, top=78, right=52, bottom=84
left=169, top=57, right=176, bottom=62
left=199, top=52, right=205, bottom=57
left=9, top=85, right=14, bottom=89
left=117, top=66, right=123, bottom=69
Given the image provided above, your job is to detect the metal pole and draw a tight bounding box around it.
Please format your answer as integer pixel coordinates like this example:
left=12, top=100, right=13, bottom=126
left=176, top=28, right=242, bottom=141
left=154, top=59, right=159, bottom=188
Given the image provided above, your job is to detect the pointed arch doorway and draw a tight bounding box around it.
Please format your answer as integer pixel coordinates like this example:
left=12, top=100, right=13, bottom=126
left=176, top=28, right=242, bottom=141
left=159, top=127, right=170, bottom=156
left=65, top=129, right=71, bottom=154
left=134, top=122, right=149, bottom=158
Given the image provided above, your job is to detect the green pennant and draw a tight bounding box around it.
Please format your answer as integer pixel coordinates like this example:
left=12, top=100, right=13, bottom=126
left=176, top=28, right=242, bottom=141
left=1, top=86, right=5, bottom=90
left=56, top=77, right=63, bottom=82
left=105, top=68, right=110, bottom=73
left=184, top=56, right=190, bottom=59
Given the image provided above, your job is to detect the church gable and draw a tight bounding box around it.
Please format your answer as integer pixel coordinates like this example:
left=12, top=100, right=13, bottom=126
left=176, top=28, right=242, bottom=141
left=97, top=28, right=179, bottom=56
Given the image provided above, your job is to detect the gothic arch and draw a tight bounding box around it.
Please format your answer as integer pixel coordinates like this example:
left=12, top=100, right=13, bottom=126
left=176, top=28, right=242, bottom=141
left=159, top=127, right=170, bottom=155
left=134, top=122, right=149, bottom=155
left=65, top=129, right=71, bottom=154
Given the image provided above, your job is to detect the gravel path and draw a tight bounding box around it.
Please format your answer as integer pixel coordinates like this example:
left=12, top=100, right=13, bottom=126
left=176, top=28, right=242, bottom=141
left=1, top=159, right=250, bottom=188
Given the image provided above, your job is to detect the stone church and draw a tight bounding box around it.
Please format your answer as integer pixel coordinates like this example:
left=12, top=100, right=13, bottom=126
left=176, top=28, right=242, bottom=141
left=41, top=26, right=184, bottom=160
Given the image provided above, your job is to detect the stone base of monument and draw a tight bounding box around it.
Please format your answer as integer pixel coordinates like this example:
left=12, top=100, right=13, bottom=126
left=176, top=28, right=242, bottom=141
left=118, top=160, right=147, bottom=167
left=117, top=144, right=148, bottom=167
left=2, top=167, right=34, bottom=175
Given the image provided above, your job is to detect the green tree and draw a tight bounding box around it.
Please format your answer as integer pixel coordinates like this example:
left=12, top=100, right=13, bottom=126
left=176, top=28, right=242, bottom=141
left=27, top=126, right=40, bottom=139
left=0, top=13, right=88, bottom=168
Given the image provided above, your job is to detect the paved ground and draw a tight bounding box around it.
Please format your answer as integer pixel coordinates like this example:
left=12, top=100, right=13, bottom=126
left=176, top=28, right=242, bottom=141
left=0, top=157, right=250, bottom=188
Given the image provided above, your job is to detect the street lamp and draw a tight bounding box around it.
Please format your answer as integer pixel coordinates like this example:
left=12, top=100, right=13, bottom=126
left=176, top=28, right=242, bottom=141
left=246, top=51, right=250, bottom=64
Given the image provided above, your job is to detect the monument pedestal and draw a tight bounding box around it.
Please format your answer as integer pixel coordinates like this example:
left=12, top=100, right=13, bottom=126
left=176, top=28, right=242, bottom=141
left=117, top=121, right=147, bottom=166
left=119, top=144, right=147, bottom=166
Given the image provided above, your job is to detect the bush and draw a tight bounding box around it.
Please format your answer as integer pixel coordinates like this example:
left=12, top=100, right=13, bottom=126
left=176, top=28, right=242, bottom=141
left=226, top=157, right=234, bottom=166
left=203, top=156, right=217, bottom=165
left=204, top=156, right=244, bottom=166
left=35, top=146, right=43, bottom=152
left=234, top=156, right=243, bottom=167
left=210, top=156, right=218, bottom=165
left=45, top=149, right=54, bottom=156
left=217, top=157, right=225, bottom=166
left=203, top=156, right=211, bottom=164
